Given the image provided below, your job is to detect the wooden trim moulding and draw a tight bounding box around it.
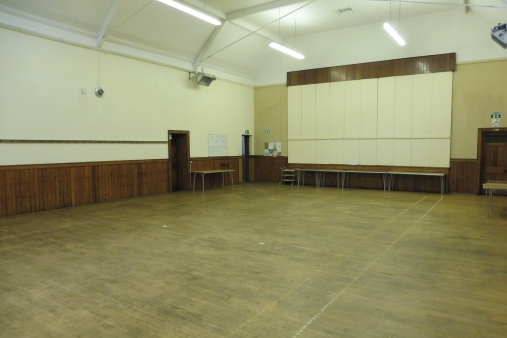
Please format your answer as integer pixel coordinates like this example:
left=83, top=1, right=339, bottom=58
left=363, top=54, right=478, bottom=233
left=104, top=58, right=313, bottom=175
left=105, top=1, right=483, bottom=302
left=0, top=159, right=168, bottom=171
left=450, top=159, right=478, bottom=163
left=191, top=156, right=243, bottom=160
left=287, top=163, right=449, bottom=174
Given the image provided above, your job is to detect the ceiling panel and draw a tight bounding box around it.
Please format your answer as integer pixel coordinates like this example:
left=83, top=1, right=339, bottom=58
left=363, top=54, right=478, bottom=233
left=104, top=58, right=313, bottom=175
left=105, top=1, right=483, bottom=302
left=0, top=0, right=112, bottom=33
left=204, top=0, right=275, bottom=14
left=202, top=23, right=274, bottom=76
left=0, top=0, right=500, bottom=82
left=240, top=0, right=460, bottom=40
left=109, top=1, right=216, bottom=59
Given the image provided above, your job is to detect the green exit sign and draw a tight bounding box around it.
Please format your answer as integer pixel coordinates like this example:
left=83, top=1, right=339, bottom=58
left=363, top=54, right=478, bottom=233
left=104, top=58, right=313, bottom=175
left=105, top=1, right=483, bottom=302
left=491, top=112, right=502, bottom=119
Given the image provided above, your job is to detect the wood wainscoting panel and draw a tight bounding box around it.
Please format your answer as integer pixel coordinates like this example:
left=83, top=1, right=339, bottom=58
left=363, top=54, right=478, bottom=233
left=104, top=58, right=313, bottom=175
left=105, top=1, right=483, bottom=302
left=0, top=160, right=169, bottom=217
left=449, top=159, right=480, bottom=194
left=252, top=156, right=289, bottom=183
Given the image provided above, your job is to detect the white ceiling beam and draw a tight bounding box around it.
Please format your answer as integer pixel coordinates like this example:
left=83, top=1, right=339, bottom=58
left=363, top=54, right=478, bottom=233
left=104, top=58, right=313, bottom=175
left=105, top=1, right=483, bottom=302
left=181, top=0, right=286, bottom=43
left=227, top=0, right=308, bottom=21
left=96, top=0, right=122, bottom=48
left=193, top=20, right=227, bottom=71
left=460, top=0, right=469, bottom=13
left=230, top=20, right=283, bottom=43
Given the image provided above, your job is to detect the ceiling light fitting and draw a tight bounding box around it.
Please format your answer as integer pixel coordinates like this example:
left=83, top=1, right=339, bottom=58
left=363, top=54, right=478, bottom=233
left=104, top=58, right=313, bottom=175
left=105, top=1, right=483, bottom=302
left=269, top=42, right=305, bottom=59
left=158, top=0, right=221, bottom=25
left=383, top=22, right=406, bottom=46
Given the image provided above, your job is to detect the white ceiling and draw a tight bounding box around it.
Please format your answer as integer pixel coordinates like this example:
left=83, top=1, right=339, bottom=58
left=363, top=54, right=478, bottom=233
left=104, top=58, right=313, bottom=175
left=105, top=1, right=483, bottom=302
left=0, top=0, right=504, bottom=83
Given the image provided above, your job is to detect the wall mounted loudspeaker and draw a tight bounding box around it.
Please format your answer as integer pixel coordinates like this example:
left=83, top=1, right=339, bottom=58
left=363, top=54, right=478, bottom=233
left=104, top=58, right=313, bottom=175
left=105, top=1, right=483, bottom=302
left=95, top=87, right=105, bottom=98
left=491, top=23, right=507, bottom=49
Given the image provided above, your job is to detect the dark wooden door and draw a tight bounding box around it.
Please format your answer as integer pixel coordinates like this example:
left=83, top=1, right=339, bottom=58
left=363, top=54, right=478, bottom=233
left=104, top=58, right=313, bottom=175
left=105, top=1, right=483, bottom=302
left=169, top=131, right=190, bottom=192
left=481, top=132, right=507, bottom=194
left=242, top=135, right=251, bottom=182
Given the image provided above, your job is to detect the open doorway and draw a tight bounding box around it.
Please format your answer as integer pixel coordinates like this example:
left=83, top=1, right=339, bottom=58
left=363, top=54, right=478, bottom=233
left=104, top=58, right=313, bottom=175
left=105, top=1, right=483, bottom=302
left=242, top=135, right=251, bottom=182
left=168, top=130, right=190, bottom=192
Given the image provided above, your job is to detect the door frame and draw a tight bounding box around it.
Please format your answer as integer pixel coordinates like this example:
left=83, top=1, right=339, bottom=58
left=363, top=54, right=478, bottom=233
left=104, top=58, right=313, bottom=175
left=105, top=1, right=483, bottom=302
left=168, top=130, right=190, bottom=192
left=477, top=127, right=507, bottom=194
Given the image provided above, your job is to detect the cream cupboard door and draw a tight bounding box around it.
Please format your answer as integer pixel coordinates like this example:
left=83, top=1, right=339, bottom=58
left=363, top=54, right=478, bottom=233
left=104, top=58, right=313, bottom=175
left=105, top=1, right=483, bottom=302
left=301, top=84, right=316, bottom=139
left=315, top=83, right=330, bottom=139
left=288, top=86, right=302, bottom=140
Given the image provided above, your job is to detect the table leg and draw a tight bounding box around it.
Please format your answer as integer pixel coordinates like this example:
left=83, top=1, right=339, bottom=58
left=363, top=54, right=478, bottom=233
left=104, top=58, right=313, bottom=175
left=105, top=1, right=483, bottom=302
left=488, top=189, right=493, bottom=217
left=192, top=173, right=196, bottom=191
left=484, top=189, right=489, bottom=212
left=231, top=172, right=234, bottom=187
left=337, top=172, right=340, bottom=188
left=382, top=174, right=386, bottom=191
left=201, top=173, right=205, bottom=192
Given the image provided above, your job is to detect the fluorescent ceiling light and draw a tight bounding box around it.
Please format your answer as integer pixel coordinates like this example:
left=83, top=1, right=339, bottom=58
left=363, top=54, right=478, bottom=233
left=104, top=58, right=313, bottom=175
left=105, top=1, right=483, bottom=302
left=269, top=42, right=305, bottom=59
left=158, top=0, right=221, bottom=26
left=383, top=22, right=406, bottom=46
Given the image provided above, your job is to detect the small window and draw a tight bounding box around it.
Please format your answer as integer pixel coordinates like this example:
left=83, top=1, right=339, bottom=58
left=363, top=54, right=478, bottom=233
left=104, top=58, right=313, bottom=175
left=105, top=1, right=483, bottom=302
left=485, top=134, right=507, bottom=143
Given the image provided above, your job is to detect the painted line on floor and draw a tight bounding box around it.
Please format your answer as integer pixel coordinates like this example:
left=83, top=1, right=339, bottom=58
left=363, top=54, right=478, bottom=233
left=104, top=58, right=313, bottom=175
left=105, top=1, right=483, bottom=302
left=291, top=196, right=443, bottom=337
left=227, top=195, right=431, bottom=337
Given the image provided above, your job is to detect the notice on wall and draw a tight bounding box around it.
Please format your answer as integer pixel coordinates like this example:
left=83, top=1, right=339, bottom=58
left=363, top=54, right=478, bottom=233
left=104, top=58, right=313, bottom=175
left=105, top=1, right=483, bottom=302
left=208, top=134, right=228, bottom=157
left=276, top=142, right=282, bottom=153
left=491, top=112, right=502, bottom=127
left=263, top=141, right=282, bottom=156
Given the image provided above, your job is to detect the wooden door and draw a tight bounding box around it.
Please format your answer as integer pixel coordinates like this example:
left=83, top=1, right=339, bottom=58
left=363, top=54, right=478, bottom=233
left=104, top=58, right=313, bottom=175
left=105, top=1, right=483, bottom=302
left=168, top=131, right=190, bottom=192
left=481, top=132, right=507, bottom=194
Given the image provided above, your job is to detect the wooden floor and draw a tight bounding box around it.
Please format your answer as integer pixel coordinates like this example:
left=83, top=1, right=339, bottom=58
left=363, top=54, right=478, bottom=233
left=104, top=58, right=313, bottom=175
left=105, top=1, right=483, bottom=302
left=1, top=183, right=506, bottom=337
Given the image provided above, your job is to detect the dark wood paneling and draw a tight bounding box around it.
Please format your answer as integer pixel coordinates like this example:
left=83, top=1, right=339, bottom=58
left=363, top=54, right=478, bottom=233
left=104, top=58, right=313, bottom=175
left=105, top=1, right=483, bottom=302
left=287, top=53, right=456, bottom=86
left=449, top=159, right=480, bottom=194
left=0, top=160, right=169, bottom=217
left=252, top=156, right=289, bottom=183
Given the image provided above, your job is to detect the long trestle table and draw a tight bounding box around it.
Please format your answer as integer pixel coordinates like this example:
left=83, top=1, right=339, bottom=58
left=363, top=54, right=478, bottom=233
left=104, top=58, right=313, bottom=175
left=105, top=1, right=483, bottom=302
left=295, top=168, right=446, bottom=194
left=191, top=169, right=235, bottom=192
left=388, top=172, right=446, bottom=195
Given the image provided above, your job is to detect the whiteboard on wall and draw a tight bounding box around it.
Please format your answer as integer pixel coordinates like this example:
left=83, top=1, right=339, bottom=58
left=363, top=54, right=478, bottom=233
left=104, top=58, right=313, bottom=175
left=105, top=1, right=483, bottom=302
left=208, top=134, right=227, bottom=157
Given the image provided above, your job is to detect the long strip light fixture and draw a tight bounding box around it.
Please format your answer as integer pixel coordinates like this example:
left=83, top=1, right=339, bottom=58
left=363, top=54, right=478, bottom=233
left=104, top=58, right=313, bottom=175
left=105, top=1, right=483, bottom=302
left=383, top=22, right=405, bottom=46
left=158, top=0, right=221, bottom=25
left=269, top=42, right=305, bottom=59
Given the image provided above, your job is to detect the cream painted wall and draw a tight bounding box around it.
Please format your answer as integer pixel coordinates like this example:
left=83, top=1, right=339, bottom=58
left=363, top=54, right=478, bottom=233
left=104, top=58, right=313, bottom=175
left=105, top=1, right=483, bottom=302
left=253, top=85, right=287, bottom=156
left=452, top=60, right=507, bottom=159
left=0, top=28, right=254, bottom=165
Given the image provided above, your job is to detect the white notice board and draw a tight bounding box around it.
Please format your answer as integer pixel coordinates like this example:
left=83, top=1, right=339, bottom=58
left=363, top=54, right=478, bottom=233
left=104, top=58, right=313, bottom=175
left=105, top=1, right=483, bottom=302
left=208, top=134, right=228, bottom=157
